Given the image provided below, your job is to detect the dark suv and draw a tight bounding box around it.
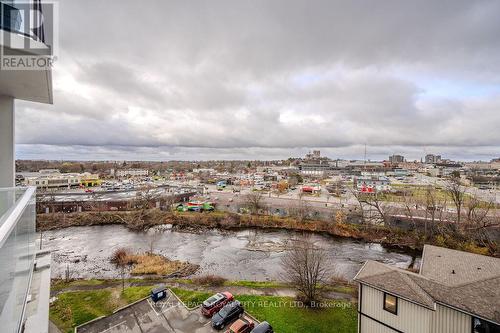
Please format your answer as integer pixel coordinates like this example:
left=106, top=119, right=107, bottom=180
left=201, top=292, right=234, bottom=317
left=250, top=321, right=273, bottom=333
left=211, top=300, right=244, bottom=330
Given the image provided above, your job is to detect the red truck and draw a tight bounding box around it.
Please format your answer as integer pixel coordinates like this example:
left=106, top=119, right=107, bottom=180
left=201, top=292, right=234, bottom=317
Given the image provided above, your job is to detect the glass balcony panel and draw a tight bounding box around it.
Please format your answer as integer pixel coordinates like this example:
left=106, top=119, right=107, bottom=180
left=0, top=187, right=36, bottom=333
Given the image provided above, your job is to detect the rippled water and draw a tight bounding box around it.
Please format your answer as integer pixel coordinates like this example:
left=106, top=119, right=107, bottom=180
left=43, top=225, right=415, bottom=281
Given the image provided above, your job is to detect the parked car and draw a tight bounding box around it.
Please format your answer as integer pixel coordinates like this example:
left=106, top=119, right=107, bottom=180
left=201, top=292, right=234, bottom=317
left=250, top=321, right=273, bottom=333
left=225, top=318, right=254, bottom=333
left=211, top=301, right=244, bottom=330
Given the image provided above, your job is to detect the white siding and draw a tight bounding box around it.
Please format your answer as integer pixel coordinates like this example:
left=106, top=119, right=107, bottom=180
left=361, top=315, right=397, bottom=333
left=360, top=285, right=432, bottom=333
left=430, top=304, right=471, bottom=333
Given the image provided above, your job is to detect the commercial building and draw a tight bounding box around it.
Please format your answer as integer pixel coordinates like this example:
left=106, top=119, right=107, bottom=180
left=1, top=1, right=53, bottom=332
left=80, top=173, right=101, bottom=187
left=19, top=170, right=101, bottom=189
left=425, top=154, right=442, bottom=164
left=305, top=150, right=322, bottom=159
left=354, top=175, right=391, bottom=192
left=389, top=155, right=405, bottom=164
left=354, top=245, right=500, bottom=333
left=115, top=168, right=149, bottom=178
left=298, top=162, right=333, bottom=177
left=23, top=170, right=80, bottom=189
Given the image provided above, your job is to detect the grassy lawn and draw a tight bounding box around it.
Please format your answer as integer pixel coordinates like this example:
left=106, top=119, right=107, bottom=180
left=172, top=288, right=357, bottom=333
left=51, top=279, right=108, bottom=292
left=224, top=280, right=288, bottom=289
left=51, top=285, right=357, bottom=333
left=178, top=278, right=288, bottom=289
left=121, top=286, right=152, bottom=303
left=50, top=285, right=156, bottom=332
left=322, top=284, right=358, bottom=296
left=50, top=290, right=117, bottom=333
left=170, top=287, right=212, bottom=308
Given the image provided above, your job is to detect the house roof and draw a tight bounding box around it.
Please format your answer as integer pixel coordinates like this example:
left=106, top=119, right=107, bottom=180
left=420, top=245, right=500, bottom=286
left=355, top=260, right=436, bottom=309
left=354, top=245, right=500, bottom=324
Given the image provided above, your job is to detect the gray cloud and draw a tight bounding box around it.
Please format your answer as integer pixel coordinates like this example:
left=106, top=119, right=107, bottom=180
left=15, top=0, right=500, bottom=160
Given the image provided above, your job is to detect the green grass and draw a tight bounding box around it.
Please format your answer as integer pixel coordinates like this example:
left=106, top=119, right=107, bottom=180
left=322, top=284, right=357, bottom=296
left=170, top=287, right=212, bottom=308
left=177, top=278, right=287, bottom=289
left=51, top=279, right=108, bottom=292
left=172, top=288, right=357, bottom=333
left=223, top=280, right=288, bottom=289
left=121, top=286, right=152, bottom=303
left=174, top=210, right=228, bottom=218
left=51, top=285, right=358, bottom=333
left=51, top=278, right=167, bottom=292
left=49, top=290, right=116, bottom=333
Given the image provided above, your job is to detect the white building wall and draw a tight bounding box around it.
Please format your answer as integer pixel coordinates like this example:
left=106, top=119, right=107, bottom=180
left=430, top=304, right=471, bottom=333
left=360, top=285, right=474, bottom=333
left=361, top=315, right=399, bottom=333
left=116, top=169, right=149, bottom=177
left=360, top=285, right=432, bottom=333
left=0, top=96, right=15, bottom=187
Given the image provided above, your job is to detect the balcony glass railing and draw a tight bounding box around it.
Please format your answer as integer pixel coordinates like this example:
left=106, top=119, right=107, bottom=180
left=0, top=0, right=45, bottom=43
left=0, top=187, right=36, bottom=333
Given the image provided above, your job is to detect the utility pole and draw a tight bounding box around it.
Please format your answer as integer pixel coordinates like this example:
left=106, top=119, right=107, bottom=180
left=364, top=144, right=367, bottom=171
left=364, top=144, right=367, bottom=164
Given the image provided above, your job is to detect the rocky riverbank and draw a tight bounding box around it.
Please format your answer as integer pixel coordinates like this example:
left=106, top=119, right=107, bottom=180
left=37, top=209, right=424, bottom=253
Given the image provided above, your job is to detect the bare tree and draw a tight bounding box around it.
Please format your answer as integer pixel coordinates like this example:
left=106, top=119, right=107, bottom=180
left=134, top=185, right=160, bottom=211
left=281, top=235, right=330, bottom=306
left=351, top=189, right=391, bottom=225
left=148, top=228, right=162, bottom=254
left=464, top=195, right=499, bottom=254
left=289, top=192, right=311, bottom=222
left=64, top=264, right=73, bottom=283
left=445, top=179, right=466, bottom=225
left=422, top=186, right=451, bottom=238
left=401, top=189, right=417, bottom=228
left=244, top=192, right=264, bottom=214
left=111, top=248, right=132, bottom=292
left=162, top=193, right=178, bottom=213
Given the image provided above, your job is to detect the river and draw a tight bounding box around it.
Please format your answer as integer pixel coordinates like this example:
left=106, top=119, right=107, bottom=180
left=43, top=225, right=417, bottom=281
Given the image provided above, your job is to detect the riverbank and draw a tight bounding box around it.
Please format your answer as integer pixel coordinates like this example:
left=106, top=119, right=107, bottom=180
left=37, top=210, right=427, bottom=253
left=44, top=225, right=413, bottom=280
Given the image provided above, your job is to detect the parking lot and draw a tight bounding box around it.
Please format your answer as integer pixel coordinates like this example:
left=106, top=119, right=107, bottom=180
left=76, top=290, right=256, bottom=333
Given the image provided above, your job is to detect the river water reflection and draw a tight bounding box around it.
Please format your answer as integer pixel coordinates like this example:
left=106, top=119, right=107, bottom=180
left=43, top=225, right=416, bottom=281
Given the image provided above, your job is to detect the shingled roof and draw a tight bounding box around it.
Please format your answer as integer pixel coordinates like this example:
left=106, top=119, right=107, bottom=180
left=354, top=245, right=500, bottom=324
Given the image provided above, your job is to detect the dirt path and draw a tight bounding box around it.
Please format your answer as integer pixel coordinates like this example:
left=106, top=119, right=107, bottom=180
left=51, top=280, right=355, bottom=301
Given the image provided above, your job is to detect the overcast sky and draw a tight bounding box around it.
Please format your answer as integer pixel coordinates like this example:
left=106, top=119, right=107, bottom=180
left=16, top=0, right=500, bottom=161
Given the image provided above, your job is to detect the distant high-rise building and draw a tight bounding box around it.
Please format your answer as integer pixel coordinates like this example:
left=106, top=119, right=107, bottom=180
left=425, top=154, right=442, bottom=164
left=305, top=150, right=321, bottom=160
left=389, top=154, right=404, bottom=163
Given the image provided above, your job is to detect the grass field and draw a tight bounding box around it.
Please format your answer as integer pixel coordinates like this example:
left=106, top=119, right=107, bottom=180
left=50, top=285, right=357, bottom=333
left=171, top=288, right=358, bottom=333
left=50, top=285, right=155, bottom=332
left=50, top=290, right=117, bottom=333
